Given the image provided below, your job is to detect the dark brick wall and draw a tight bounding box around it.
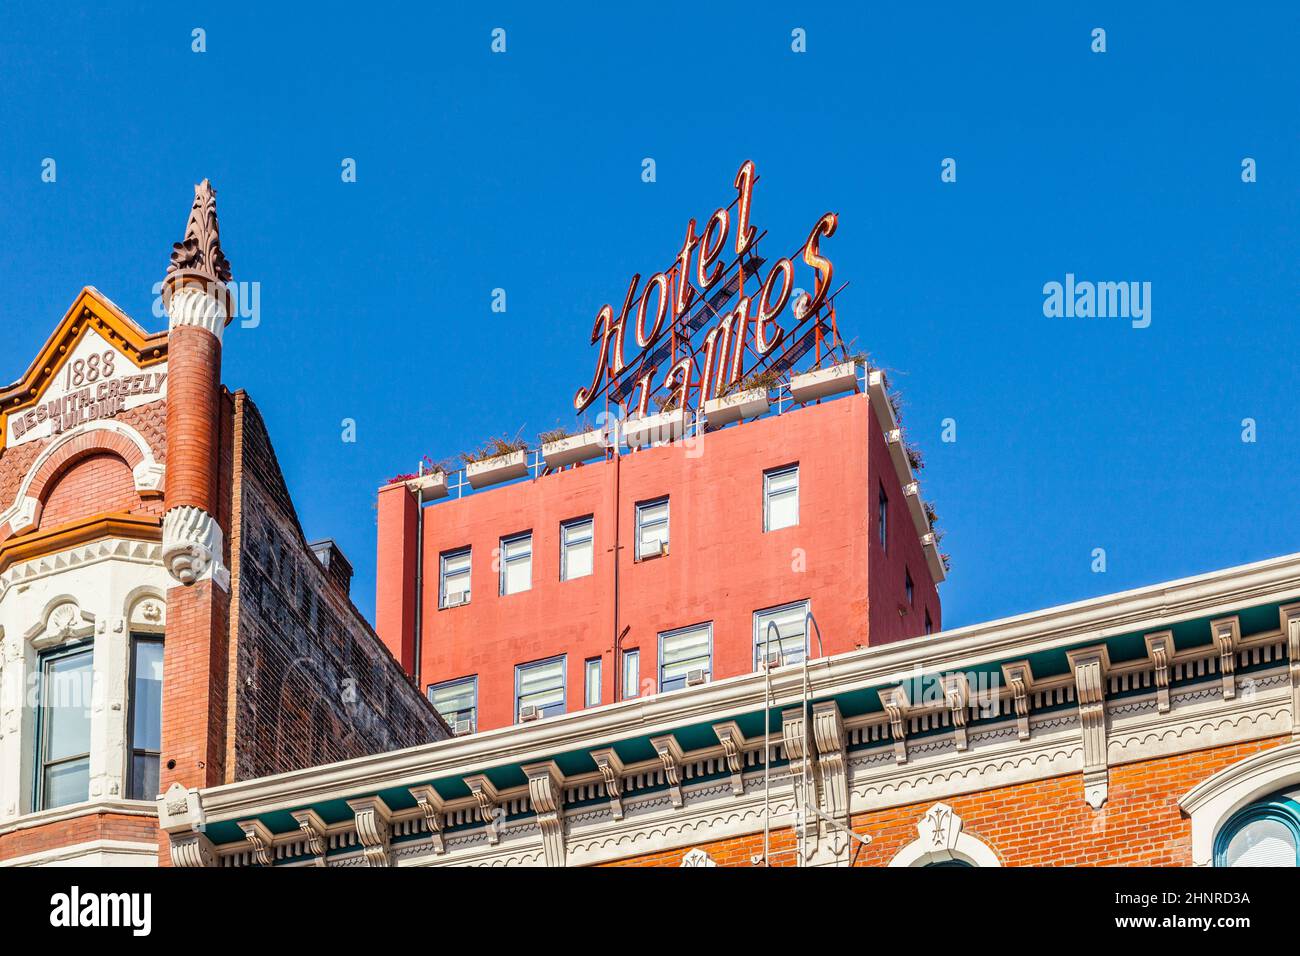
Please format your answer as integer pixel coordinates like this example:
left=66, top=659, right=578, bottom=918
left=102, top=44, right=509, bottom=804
left=228, top=391, right=447, bottom=781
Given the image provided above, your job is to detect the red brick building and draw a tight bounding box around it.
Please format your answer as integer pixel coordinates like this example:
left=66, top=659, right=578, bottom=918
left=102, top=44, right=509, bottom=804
left=0, top=183, right=446, bottom=867
left=376, top=380, right=944, bottom=734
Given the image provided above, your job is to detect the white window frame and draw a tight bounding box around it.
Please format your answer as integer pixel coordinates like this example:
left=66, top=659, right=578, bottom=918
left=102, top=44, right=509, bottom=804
left=763, top=464, right=799, bottom=532
left=439, top=547, right=472, bottom=608
left=622, top=648, right=640, bottom=699
left=561, top=517, right=595, bottom=581
left=635, top=498, right=670, bottom=560
left=584, top=657, right=602, bottom=707
left=427, top=676, right=478, bottom=735
left=515, top=655, right=566, bottom=722
left=658, top=623, right=713, bottom=692
left=753, top=600, right=810, bottom=669
left=499, top=532, right=533, bottom=596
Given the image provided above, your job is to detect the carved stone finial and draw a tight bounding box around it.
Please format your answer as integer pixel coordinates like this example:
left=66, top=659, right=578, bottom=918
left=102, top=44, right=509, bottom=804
left=166, top=179, right=232, bottom=290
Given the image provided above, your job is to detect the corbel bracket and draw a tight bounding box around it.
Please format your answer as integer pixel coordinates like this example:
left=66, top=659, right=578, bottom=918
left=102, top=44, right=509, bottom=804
left=237, top=818, right=275, bottom=867
left=465, top=775, right=503, bottom=845
left=651, top=735, right=685, bottom=808
left=291, top=808, right=329, bottom=866
left=523, top=761, right=567, bottom=868
left=881, top=685, right=910, bottom=764
left=941, top=674, right=970, bottom=751
left=1068, top=646, right=1111, bottom=810
left=347, top=796, right=393, bottom=867
left=591, top=748, right=626, bottom=819
left=409, top=785, right=447, bottom=855
left=712, top=722, right=748, bottom=796
left=1001, top=661, right=1033, bottom=740
left=1212, top=616, right=1240, bottom=701
left=1144, top=631, right=1174, bottom=714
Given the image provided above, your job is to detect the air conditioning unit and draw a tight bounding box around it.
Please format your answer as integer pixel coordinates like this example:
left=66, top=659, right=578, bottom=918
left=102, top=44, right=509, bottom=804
left=445, top=590, right=469, bottom=607
left=685, top=668, right=708, bottom=687
left=641, top=539, right=666, bottom=559
left=453, top=717, right=473, bottom=736
left=519, top=704, right=540, bottom=722
left=761, top=649, right=784, bottom=669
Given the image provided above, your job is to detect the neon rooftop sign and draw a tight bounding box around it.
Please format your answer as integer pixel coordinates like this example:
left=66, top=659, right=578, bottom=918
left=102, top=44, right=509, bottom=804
left=573, top=161, right=847, bottom=417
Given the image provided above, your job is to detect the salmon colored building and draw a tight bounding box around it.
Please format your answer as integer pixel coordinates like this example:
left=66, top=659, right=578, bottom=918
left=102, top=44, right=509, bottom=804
left=376, top=379, right=946, bottom=735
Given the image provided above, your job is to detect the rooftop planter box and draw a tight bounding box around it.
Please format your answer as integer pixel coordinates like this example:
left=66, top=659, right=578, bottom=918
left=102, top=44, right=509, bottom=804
left=623, top=408, right=686, bottom=448
left=703, top=386, right=769, bottom=426
left=405, top=471, right=449, bottom=500
left=465, top=449, right=528, bottom=489
left=789, top=361, right=859, bottom=404
left=541, top=429, right=606, bottom=469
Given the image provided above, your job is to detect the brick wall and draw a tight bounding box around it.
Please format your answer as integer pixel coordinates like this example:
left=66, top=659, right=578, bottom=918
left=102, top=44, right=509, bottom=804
left=0, top=812, right=157, bottom=861
left=602, top=736, right=1289, bottom=866
left=39, top=452, right=159, bottom=527
left=227, top=391, right=447, bottom=781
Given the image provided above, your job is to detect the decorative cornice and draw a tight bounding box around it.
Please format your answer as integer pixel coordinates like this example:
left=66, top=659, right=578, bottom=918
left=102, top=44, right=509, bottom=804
left=173, top=551, right=1300, bottom=837
left=0, top=513, right=161, bottom=577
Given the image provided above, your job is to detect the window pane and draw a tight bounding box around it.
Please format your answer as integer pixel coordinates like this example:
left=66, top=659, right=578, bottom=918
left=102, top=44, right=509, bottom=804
left=130, top=753, right=159, bottom=802
left=517, top=658, right=565, bottom=718
left=585, top=658, right=601, bottom=706
left=755, top=602, right=809, bottom=667
left=636, top=500, right=669, bottom=558
left=1225, top=820, right=1298, bottom=867
left=442, top=549, right=471, bottom=604
left=766, top=487, right=798, bottom=531
left=131, top=640, right=164, bottom=752
left=430, top=679, right=475, bottom=715
left=43, top=758, right=89, bottom=810
left=623, top=649, right=640, bottom=699
left=43, top=651, right=92, bottom=762
left=562, top=519, right=594, bottom=580
left=660, top=625, right=711, bottom=691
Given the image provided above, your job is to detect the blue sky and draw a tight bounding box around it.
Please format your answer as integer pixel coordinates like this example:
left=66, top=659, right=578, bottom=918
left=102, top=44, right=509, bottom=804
left=0, top=2, right=1295, bottom=629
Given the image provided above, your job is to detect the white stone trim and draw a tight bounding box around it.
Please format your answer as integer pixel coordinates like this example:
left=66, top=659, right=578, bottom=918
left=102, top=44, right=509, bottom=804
left=888, top=804, right=1001, bottom=867
left=1179, top=741, right=1300, bottom=866
left=166, top=284, right=228, bottom=343
left=0, top=838, right=158, bottom=868
left=161, top=505, right=229, bottom=591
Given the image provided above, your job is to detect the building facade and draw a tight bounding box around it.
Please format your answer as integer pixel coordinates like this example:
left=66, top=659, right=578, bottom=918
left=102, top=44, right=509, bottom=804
left=0, top=183, right=446, bottom=867
left=376, top=379, right=945, bottom=735
left=160, top=551, right=1300, bottom=868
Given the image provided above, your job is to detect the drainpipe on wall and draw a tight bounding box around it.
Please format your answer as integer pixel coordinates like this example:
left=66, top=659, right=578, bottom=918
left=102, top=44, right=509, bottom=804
left=412, top=461, right=425, bottom=691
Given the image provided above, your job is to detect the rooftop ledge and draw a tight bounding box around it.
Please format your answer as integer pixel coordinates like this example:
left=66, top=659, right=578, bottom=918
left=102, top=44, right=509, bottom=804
left=383, top=363, right=946, bottom=583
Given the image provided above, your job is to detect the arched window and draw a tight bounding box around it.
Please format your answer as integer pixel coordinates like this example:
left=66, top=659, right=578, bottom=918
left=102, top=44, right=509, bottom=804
left=1214, top=795, right=1300, bottom=867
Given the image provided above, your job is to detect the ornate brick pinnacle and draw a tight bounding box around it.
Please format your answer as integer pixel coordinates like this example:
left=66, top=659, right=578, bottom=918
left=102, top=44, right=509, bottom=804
left=166, top=179, right=232, bottom=288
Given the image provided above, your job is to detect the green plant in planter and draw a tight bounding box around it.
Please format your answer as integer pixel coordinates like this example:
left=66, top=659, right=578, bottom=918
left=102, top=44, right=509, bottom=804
left=461, top=434, right=530, bottom=464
